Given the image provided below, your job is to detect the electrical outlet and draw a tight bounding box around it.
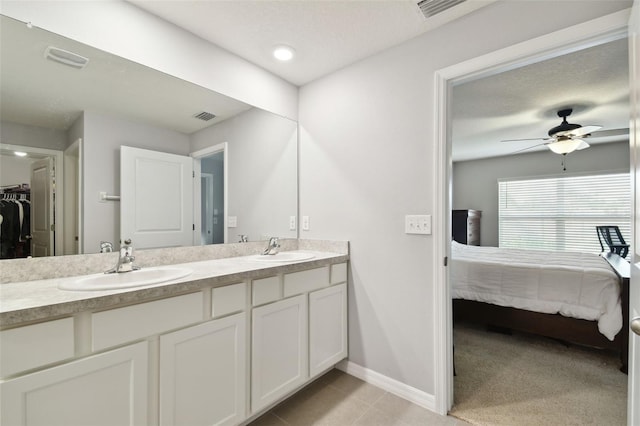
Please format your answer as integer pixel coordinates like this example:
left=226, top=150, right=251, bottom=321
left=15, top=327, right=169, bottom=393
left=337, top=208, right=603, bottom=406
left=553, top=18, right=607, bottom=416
left=289, top=216, right=296, bottom=230
left=228, top=216, right=237, bottom=228
left=302, top=216, right=310, bottom=231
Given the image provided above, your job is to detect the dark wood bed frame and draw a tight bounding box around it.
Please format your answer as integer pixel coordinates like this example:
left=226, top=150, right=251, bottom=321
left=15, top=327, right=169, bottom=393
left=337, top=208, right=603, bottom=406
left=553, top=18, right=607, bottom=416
left=453, top=252, right=630, bottom=373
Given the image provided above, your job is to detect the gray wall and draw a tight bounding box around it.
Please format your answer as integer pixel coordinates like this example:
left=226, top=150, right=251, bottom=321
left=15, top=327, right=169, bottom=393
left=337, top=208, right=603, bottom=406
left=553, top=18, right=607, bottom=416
left=452, top=141, right=630, bottom=247
left=0, top=120, right=68, bottom=151
left=298, top=1, right=631, bottom=396
left=0, top=155, right=32, bottom=186
left=82, top=110, right=190, bottom=252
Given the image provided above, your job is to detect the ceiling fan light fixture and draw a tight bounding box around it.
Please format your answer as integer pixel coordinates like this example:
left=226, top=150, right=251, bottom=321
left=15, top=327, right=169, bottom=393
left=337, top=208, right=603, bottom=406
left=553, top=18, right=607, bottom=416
left=547, top=138, right=582, bottom=154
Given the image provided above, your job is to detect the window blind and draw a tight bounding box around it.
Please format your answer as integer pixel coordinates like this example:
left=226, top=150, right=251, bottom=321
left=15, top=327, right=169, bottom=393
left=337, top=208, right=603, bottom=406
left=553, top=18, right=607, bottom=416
left=498, top=172, right=631, bottom=253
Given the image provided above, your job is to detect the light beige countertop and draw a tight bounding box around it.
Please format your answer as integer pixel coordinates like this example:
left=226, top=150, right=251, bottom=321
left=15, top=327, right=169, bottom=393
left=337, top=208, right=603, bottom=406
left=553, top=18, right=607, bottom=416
left=0, top=250, right=348, bottom=329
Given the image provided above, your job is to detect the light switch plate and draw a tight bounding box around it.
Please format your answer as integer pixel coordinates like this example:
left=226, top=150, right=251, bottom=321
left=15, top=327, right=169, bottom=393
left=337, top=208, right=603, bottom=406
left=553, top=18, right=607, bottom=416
left=228, top=216, right=237, bottom=228
left=405, top=214, right=431, bottom=235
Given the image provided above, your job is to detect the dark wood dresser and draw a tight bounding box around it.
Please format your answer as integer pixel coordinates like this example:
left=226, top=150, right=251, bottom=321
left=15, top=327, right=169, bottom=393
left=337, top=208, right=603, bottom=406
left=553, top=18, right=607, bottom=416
left=452, top=209, right=481, bottom=245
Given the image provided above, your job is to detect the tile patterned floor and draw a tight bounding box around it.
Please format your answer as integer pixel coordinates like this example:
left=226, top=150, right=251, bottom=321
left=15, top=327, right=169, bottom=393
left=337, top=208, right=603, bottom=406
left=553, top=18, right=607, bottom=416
left=248, top=369, right=470, bottom=426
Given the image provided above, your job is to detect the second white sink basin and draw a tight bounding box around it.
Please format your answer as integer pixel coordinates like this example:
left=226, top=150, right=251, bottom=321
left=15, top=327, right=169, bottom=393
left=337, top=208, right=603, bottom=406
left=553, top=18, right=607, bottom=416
left=250, top=252, right=315, bottom=262
left=59, top=267, right=193, bottom=291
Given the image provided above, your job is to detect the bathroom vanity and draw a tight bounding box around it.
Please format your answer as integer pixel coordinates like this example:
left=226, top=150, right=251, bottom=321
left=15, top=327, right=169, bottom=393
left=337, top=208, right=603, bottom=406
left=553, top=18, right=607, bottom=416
left=0, top=241, right=348, bottom=426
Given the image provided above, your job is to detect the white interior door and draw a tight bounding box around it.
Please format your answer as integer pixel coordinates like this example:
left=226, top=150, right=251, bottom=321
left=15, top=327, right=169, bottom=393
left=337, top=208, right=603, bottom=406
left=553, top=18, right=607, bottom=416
left=628, top=1, right=640, bottom=424
left=120, top=146, right=193, bottom=250
left=30, top=157, right=54, bottom=257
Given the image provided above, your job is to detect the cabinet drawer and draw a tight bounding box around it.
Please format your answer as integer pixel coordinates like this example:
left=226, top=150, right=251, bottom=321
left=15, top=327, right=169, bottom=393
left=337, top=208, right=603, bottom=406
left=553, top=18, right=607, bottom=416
left=330, top=263, right=347, bottom=285
left=92, top=293, right=203, bottom=351
left=212, top=282, right=247, bottom=318
left=1, top=317, right=75, bottom=377
left=252, top=276, right=281, bottom=306
left=283, top=267, right=329, bottom=297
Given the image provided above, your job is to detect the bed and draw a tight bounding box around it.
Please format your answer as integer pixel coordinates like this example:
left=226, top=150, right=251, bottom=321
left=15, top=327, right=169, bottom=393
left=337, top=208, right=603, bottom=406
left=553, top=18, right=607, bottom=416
left=450, top=240, right=629, bottom=371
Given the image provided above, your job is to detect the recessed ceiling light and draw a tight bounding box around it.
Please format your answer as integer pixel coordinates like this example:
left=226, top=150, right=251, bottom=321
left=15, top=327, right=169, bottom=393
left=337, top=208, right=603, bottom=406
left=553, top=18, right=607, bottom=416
left=273, top=45, right=295, bottom=62
left=14, top=151, right=27, bottom=157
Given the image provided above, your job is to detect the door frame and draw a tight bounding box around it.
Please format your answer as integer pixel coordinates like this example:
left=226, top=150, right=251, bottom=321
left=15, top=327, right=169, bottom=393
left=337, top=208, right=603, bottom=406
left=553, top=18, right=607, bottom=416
left=201, top=172, right=214, bottom=245
left=0, top=143, right=65, bottom=257
left=191, top=142, right=228, bottom=244
left=433, top=10, right=631, bottom=414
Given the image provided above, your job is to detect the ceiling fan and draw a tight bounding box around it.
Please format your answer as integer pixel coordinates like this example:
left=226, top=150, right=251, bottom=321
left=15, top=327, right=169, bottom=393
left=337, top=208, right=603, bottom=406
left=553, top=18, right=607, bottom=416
left=502, top=108, right=602, bottom=155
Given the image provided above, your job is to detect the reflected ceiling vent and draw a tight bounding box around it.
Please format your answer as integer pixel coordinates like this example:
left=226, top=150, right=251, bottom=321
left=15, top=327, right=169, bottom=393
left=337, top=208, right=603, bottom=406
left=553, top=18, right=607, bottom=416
left=44, top=46, right=89, bottom=69
left=194, top=111, right=216, bottom=121
left=416, top=0, right=467, bottom=19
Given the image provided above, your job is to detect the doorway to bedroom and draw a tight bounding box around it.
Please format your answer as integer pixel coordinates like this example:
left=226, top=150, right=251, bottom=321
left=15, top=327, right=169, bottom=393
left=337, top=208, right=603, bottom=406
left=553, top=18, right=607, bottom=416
left=442, top=20, right=631, bottom=426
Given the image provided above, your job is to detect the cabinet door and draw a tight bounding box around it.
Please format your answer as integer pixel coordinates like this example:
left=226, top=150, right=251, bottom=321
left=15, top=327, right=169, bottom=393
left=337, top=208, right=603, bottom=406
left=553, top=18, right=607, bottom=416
left=159, top=313, right=246, bottom=426
left=1, top=342, right=148, bottom=426
left=309, top=283, right=348, bottom=378
left=251, top=294, right=307, bottom=413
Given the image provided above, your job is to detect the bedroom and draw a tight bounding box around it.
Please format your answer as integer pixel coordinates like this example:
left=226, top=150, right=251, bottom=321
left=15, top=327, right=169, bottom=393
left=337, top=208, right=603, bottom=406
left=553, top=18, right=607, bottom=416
left=450, top=36, right=631, bottom=424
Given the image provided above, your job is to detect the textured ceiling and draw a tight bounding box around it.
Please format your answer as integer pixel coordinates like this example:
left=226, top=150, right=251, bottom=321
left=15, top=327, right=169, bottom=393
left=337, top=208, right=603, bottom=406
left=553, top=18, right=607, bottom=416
left=452, top=38, right=630, bottom=161
left=127, top=0, right=497, bottom=86
left=0, top=2, right=631, bottom=162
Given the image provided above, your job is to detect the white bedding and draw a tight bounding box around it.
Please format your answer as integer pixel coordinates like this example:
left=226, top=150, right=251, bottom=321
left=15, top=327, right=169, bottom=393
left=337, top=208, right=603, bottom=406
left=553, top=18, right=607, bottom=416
left=450, top=241, right=622, bottom=340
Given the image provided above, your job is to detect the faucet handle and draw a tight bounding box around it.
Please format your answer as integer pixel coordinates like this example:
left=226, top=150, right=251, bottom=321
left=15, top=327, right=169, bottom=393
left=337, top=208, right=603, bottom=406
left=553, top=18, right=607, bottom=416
left=123, top=238, right=132, bottom=246
left=100, top=241, right=113, bottom=253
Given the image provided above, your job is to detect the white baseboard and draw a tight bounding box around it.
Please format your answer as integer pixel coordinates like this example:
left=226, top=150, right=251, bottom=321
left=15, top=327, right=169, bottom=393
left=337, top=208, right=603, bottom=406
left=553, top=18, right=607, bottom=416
left=336, top=360, right=436, bottom=412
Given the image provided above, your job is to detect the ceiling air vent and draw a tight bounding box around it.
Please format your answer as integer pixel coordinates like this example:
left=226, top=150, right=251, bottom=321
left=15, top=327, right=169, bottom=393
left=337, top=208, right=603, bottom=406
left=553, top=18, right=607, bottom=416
left=194, top=111, right=216, bottom=121
left=44, top=46, right=89, bottom=69
left=417, top=0, right=467, bottom=19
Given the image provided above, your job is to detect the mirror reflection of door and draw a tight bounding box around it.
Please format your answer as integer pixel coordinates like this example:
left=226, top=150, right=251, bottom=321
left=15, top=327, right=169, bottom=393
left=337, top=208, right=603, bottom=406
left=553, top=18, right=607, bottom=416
left=191, top=143, right=228, bottom=245
left=120, top=146, right=194, bottom=250
left=30, top=157, right=54, bottom=257
left=199, top=152, right=224, bottom=245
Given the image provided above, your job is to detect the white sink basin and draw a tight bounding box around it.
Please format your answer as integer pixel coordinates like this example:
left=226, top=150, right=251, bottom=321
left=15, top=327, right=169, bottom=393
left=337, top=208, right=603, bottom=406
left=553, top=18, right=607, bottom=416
left=250, top=252, right=316, bottom=262
left=59, top=267, right=193, bottom=291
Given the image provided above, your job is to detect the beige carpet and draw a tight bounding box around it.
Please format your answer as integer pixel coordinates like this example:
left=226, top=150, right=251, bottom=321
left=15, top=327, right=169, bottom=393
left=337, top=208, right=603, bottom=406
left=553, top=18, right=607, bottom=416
left=450, top=322, right=627, bottom=426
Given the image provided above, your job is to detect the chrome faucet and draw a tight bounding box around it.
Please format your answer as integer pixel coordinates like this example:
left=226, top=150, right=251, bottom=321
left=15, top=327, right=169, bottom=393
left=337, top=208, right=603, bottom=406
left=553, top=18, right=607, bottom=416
left=106, top=239, right=140, bottom=273
left=100, top=241, right=114, bottom=253
left=262, top=237, right=280, bottom=255
left=238, top=234, right=249, bottom=243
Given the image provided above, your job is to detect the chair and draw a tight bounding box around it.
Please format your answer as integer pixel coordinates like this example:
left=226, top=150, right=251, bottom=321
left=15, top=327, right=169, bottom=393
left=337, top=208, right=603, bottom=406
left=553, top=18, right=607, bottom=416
left=596, top=226, right=630, bottom=259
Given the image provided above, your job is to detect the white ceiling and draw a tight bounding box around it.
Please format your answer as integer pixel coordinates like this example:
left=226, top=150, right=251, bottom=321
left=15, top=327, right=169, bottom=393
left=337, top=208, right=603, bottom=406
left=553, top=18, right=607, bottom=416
left=1, top=1, right=631, bottom=161
left=127, top=0, right=497, bottom=87
left=119, top=0, right=634, bottom=160
left=452, top=37, right=630, bottom=161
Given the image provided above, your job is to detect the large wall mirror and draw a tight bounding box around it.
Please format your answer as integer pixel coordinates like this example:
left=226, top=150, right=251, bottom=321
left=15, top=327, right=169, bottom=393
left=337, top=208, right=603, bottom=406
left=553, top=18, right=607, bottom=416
left=0, top=15, right=298, bottom=258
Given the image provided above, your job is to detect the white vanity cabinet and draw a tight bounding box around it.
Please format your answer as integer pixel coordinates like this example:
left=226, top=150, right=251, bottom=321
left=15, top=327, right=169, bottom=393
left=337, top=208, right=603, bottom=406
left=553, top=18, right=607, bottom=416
left=0, top=341, right=148, bottom=426
left=1, top=255, right=348, bottom=426
left=159, top=312, right=247, bottom=426
left=251, top=294, right=308, bottom=412
left=309, top=283, right=348, bottom=378
left=250, top=262, right=348, bottom=414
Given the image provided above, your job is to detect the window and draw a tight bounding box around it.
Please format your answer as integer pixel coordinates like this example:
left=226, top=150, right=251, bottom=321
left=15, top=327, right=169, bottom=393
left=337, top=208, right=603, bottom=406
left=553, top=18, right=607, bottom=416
left=498, top=172, right=630, bottom=253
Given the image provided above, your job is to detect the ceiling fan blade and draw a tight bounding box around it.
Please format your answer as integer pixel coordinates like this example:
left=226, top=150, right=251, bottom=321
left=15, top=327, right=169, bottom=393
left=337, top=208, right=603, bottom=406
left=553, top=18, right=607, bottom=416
left=576, top=140, right=590, bottom=150
left=555, top=125, right=602, bottom=138
left=501, top=137, right=552, bottom=143
left=588, top=128, right=629, bottom=138
left=509, top=143, right=547, bottom=154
